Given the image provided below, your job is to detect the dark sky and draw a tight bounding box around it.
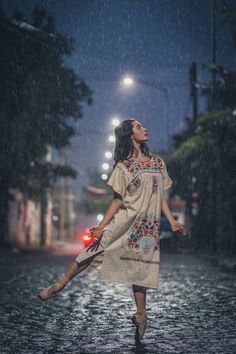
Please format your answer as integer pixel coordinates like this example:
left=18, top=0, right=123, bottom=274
left=3, top=0, right=236, bottom=193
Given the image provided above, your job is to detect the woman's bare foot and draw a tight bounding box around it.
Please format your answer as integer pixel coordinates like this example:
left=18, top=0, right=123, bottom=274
left=39, top=276, right=69, bottom=301
left=39, top=282, right=65, bottom=301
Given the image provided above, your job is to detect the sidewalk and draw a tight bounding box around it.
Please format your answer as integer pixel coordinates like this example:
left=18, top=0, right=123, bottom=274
left=0, top=241, right=85, bottom=258
left=199, top=252, right=236, bottom=273
left=48, top=241, right=85, bottom=255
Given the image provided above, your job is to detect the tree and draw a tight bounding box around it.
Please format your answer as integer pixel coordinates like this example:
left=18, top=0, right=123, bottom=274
left=79, top=168, right=112, bottom=214
left=170, top=110, right=236, bottom=254
left=168, top=3, right=236, bottom=254
left=0, top=7, right=92, bottom=243
left=201, top=64, right=236, bottom=111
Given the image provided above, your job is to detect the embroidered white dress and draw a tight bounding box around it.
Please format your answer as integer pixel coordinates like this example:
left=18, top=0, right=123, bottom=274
left=76, top=155, right=172, bottom=289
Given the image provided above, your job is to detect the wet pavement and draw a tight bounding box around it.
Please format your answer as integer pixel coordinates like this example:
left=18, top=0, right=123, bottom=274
left=0, top=250, right=236, bottom=354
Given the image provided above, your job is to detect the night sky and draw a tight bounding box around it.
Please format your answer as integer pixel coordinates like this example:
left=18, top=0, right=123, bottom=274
left=3, top=0, right=236, bottom=193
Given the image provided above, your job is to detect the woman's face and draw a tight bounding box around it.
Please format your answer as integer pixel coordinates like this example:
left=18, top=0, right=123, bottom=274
left=131, top=120, right=149, bottom=143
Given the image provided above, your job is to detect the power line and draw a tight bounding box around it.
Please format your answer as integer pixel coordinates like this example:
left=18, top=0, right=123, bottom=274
left=74, top=45, right=188, bottom=70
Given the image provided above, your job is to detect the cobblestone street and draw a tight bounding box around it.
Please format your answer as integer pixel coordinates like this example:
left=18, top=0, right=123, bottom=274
left=0, top=251, right=236, bottom=354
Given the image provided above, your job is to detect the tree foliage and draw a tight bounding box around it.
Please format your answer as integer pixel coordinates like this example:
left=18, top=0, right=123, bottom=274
left=202, top=64, right=236, bottom=110
left=0, top=6, right=92, bottom=241
left=170, top=110, right=236, bottom=255
left=79, top=168, right=112, bottom=214
left=169, top=2, right=236, bottom=254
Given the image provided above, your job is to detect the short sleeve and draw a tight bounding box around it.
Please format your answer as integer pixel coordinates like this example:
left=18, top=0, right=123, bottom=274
left=162, top=159, right=173, bottom=190
left=107, top=163, right=127, bottom=199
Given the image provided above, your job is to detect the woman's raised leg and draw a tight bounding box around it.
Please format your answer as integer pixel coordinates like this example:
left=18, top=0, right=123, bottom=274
left=39, top=252, right=102, bottom=301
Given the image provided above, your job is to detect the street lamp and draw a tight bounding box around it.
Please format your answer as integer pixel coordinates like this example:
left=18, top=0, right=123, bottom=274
left=105, top=151, right=112, bottom=159
left=122, top=76, right=134, bottom=86
left=102, top=163, right=109, bottom=170
left=101, top=173, right=108, bottom=180
left=112, top=117, right=120, bottom=127
left=121, top=75, right=170, bottom=148
left=97, top=214, right=104, bottom=222
left=108, top=134, right=115, bottom=143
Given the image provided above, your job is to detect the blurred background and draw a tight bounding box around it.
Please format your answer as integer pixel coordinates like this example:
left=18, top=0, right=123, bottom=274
left=0, top=0, right=236, bottom=260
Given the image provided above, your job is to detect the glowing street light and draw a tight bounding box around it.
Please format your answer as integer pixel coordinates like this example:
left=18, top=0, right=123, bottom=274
left=97, top=214, right=104, bottom=222
left=108, top=135, right=115, bottom=143
left=112, top=118, right=120, bottom=127
left=101, top=173, right=108, bottom=180
left=120, top=74, right=170, bottom=148
left=105, top=151, right=112, bottom=159
left=123, top=76, right=134, bottom=86
left=102, top=163, right=109, bottom=170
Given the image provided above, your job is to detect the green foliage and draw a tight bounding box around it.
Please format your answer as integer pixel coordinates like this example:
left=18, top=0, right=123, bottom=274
left=0, top=7, right=92, bottom=192
left=202, top=64, right=236, bottom=110
left=170, top=110, right=236, bottom=255
left=0, top=6, right=92, bottom=241
left=79, top=168, right=113, bottom=214
left=19, top=161, right=77, bottom=199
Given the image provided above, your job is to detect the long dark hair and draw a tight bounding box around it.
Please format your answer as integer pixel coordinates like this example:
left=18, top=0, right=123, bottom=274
left=113, top=119, right=150, bottom=165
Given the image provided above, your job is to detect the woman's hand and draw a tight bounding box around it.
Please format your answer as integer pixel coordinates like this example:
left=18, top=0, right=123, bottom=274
left=85, top=226, right=104, bottom=252
left=86, top=235, right=103, bottom=252
left=89, top=226, right=103, bottom=239
left=170, top=221, right=188, bottom=236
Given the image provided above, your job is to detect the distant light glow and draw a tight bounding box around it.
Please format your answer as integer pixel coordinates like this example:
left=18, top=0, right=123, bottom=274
left=123, top=76, right=134, bottom=86
left=97, top=214, right=104, bottom=222
left=101, top=174, right=108, bottom=180
left=102, top=163, right=109, bottom=170
left=112, top=118, right=120, bottom=127
left=83, top=234, right=92, bottom=242
left=105, top=151, right=112, bottom=159
left=108, top=135, right=115, bottom=143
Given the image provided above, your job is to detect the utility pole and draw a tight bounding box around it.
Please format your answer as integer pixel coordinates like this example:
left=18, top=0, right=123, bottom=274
left=59, top=150, right=66, bottom=242
left=40, top=146, right=52, bottom=249
left=189, top=62, right=198, bottom=120
left=211, top=0, right=217, bottom=109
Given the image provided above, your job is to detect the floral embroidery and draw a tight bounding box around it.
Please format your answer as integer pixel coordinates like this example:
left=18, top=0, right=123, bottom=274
left=152, top=176, right=158, bottom=193
left=120, top=156, right=165, bottom=196
left=121, top=156, right=162, bottom=178
left=128, top=218, right=160, bottom=253
left=156, top=157, right=163, bottom=169
left=122, top=160, right=133, bottom=169
left=127, top=176, right=141, bottom=194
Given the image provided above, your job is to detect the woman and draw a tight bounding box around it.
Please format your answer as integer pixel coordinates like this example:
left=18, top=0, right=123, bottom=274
left=39, top=119, right=187, bottom=340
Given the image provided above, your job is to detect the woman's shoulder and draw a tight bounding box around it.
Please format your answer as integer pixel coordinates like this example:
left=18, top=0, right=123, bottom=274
left=118, top=159, right=133, bottom=169
left=112, top=160, right=130, bottom=172
left=151, top=154, right=166, bottom=168
left=152, top=154, right=164, bottom=162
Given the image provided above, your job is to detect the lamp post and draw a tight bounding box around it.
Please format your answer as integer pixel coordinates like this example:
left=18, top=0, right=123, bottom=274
left=100, top=116, right=120, bottom=181
left=121, top=75, right=170, bottom=149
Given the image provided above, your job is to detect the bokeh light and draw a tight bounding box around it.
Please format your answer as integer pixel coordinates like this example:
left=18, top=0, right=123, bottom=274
left=102, top=163, right=109, bottom=170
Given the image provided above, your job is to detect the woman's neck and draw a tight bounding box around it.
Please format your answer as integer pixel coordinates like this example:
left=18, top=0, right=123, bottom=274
left=132, top=142, right=142, bottom=158
left=130, top=147, right=149, bottom=161
left=128, top=141, right=149, bottom=160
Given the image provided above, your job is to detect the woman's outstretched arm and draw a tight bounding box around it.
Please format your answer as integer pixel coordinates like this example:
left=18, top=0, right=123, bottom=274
left=90, top=193, right=123, bottom=238
left=161, top=198, right=187, bottom=235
